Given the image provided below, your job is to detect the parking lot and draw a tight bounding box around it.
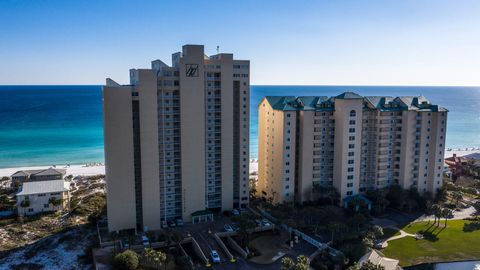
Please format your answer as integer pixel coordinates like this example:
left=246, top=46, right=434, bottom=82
left=96, top=209, right=295, bottom=269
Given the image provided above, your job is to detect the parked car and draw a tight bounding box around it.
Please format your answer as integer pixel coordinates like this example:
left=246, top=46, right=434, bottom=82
left=210, top=250, right=221, bottom=263
left=168, top=220, right=177, bottom=227
left=261, top=219, right=271, bottom=226
left=224, top=224, right=234, bottom=232
left=231, top=209, right=240, bottom=216
left=122, top=239, right=129, bottom=249
left=255, top=220, right=262, bottom=226
left=176, top=219, right=184, bottom=226
left=142, top=235, right=150, bottom=246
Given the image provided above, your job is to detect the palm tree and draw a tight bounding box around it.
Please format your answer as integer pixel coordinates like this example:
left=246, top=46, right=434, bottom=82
left=442, top=208, right=454, bottom=227
left=328, top=221, right=346, bottom=243
left=48, top=197, right=63, bottom=212
left=430, top=204, right=442, bottom=226
left=452, top=191, right=463, bottom=208
left=20, top=198, right=30, bottom=216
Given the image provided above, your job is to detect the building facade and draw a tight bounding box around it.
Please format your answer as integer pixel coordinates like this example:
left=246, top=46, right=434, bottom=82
left=258, top=92, right=447, bottom=205
left=16, top=179, right=70, bottom=216
left=104, top=45, right=250, bottom=232
left=11, top=168, right=66, bottom=186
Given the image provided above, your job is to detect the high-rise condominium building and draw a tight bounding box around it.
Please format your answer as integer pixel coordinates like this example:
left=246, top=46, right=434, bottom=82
left=103, top=45, right=250, bottom=232
left=258, top=92, right=447, bottom=205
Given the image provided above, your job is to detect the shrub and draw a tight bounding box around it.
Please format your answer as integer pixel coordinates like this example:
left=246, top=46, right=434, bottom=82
left=113, top=250, right=139, bottom=270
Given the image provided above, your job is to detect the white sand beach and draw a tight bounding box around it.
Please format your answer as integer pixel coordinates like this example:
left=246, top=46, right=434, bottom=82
left=2, top=150, right=478, bottom=179
left=0, top=161, right=262, bottom=178
left=0, top=164, right=106, bottom=178
left=444, top=148, right=480, bottom=159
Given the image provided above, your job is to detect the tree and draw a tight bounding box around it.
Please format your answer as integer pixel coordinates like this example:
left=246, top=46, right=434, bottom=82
left=281, top=255, right=309, bottom=270
left=386, top=185, right=405, bottom=209
left=473, top=201, right=480, bottom=215
left=295, top=255, right=309, bottom=270
left=143, top=247, right=167, bottom=270
left=19, top=198, right=30, bottom=215
left=231, top=213, right=256, bottom=247
left=347, top=261, right=385, bottom=270
left=328, top=221, right=346, bottom=243
left=363, top=225, right=383, bottom=248
left=113, top=250, right=139, bottom=270
left=48, top=197, right=63, bottom=211
left=441, top=208, right=454, bottom=227
left=349, top=213, right=366, bottom=232
left=249, top=177, right=257, bottom=199
left=452, top=191, right=463, bottom=208
left=430, top=204, right=442, bottom=226
left=281, top=257, right=295, bottom=270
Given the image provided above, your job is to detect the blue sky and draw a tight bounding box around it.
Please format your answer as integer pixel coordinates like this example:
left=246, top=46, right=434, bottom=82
left=0, top=0, right=479, bottom=85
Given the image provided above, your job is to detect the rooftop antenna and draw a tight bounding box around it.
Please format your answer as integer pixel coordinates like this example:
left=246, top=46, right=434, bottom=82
left=216, top=46, right=220, bottom=54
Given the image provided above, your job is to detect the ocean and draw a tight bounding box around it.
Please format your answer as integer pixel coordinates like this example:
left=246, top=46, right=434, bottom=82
left=0, top=85, right=479, bottom=169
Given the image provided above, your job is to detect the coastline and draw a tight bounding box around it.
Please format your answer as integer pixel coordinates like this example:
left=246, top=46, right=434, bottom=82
left=0, top=161, right=262, bottom=178
left=0, top=149, right=478, bottom=178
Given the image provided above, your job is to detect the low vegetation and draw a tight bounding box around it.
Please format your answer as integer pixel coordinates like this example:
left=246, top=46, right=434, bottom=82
left=383, top=219, right=480, bottom=266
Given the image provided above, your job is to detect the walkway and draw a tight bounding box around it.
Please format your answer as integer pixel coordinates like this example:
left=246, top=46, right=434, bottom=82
left=414, top=206, right=477, bottom=222
left=379, top=226, right=416, bottom=248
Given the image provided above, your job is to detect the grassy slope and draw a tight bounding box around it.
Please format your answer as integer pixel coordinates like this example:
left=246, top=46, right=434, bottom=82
left=383, top=220, right=480, bottom=267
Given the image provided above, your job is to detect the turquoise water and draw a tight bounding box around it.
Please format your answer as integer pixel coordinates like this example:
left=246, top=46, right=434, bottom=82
left=0, top=85, right=479, bottom=168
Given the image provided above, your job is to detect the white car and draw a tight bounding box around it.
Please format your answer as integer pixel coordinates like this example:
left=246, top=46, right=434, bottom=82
left=210, top=250, right=220, bottom=263
left=224, top=224, right=234, bottom=232
left=142, top=235, right=150, bottom=246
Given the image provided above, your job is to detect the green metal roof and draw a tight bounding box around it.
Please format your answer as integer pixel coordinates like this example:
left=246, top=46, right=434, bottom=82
left=261, top=92, right=448, bottom=112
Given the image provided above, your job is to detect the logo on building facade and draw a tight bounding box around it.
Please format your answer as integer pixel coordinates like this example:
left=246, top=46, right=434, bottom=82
left=185, top=64, right=199, bottom=77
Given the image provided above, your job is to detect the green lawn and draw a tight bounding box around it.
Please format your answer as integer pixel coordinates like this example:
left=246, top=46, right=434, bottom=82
left=383, top=220, right=480, bottom=267
left=382, top=227, right=401, bottom=238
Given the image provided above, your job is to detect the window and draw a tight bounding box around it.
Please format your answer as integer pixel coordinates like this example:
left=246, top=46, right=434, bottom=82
left=347, top=183, right=353, bottom=187
left=349, top=128, right=355, bottom=133
left=348, top=167, right=354, bottom=172
left=348, top=144, right=355, bottom=149
left=350, top=110, right=356, bottom=117
left=349, top=120, right=356, bottom=125
left=349, top=136, right=355, bottom=141
left=348, top=160, right=354, bottom=164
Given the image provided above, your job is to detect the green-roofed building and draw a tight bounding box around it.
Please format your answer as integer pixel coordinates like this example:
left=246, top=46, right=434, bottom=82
left=257, top=92, right=448, bottom=206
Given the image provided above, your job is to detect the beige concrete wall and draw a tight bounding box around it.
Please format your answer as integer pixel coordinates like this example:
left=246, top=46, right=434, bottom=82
left=257, top=99, right=268, bottom=200
left=103, top=85, right=136, bottom=232
left=297, top=111, right=314, bottom=203
left=281, top=111, right=296, bottom=203
left=179, top=45, right=206, bottom=221
left=235, top=60, right=250, bottom=207
left=399, top=111, right=416, bottom=190
left=136, top=70, right=161, bottom=231
left=218, top=55, right=234, bottom=211
left=333, top=99, right=363, bottom=201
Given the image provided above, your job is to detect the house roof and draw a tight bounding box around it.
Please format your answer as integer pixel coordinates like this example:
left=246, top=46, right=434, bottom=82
left=359, top=250, right=400, bottom=270
left=261, top=92, right=448, bottom=113
left=16, top=180, right=70, bottom=196
left=11, top=168, right=66, bottom=178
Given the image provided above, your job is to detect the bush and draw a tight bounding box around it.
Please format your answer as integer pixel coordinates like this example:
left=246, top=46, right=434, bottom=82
left=113, top=250, right=139, bottom=270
